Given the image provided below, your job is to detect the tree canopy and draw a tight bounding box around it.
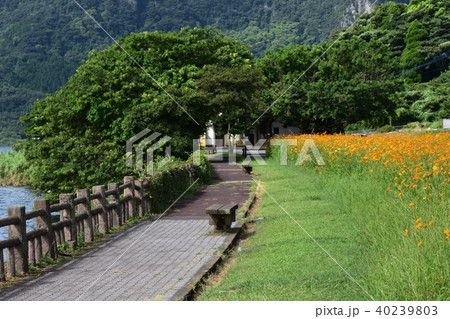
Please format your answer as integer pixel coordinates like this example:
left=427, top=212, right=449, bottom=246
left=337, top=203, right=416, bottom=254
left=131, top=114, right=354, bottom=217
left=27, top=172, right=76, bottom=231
left=19, top=28, right=258, bottom=194
left=253, top=0, right=449, bottom=131
left=256, top=38, right=403, bottom=132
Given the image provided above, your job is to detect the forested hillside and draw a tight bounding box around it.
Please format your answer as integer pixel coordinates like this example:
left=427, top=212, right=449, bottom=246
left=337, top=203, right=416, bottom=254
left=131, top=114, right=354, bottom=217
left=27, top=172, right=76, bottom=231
left=255, top=0, right=449, bottom=132
left=0, top=0, right=410, bottom=145
left=345, top=0, right=450, bottom=125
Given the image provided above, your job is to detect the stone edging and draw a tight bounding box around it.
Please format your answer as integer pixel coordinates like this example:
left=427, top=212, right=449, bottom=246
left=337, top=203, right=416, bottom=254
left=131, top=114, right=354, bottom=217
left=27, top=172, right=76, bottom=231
left=171, top=183, right=258, bottom=301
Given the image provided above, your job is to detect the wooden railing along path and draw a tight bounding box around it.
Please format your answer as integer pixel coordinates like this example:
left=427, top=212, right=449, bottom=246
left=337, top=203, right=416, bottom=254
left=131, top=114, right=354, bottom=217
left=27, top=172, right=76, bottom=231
left=0, top=176, right=150, bottom=281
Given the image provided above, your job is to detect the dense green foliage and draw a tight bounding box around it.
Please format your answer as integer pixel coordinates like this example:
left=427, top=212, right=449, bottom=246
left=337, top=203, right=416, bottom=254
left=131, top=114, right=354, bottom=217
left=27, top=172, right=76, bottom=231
left=0, top=151, right=32, bottom=186
left=346, top=0, right=450, bottom=128
left=256, top=39, right=403, bottom=132
left=19, top=28, right=257, bottom=195
left=254, top=0, right=449, bottom=132
left=145, top=153, right=210, bottom=214
left=397, top=68, right=450, bottom=123
left=0, top=0, right=410, bottom=144
left=196, top=65, right=265, bottom=135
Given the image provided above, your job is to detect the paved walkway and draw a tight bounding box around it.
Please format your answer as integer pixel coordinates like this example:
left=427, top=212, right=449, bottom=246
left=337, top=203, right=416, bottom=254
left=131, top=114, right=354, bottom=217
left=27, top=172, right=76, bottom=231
left=0, top=159, right=253, bottom=301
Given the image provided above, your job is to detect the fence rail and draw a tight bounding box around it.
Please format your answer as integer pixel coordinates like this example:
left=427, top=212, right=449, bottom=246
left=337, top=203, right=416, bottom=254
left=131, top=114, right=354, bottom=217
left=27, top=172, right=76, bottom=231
left=0, top=176, right=151, bottom=281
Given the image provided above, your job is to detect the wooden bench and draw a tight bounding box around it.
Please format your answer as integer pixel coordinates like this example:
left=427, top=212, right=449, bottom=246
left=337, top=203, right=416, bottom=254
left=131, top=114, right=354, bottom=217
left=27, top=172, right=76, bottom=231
left=206, top=203, right=238, bottom=232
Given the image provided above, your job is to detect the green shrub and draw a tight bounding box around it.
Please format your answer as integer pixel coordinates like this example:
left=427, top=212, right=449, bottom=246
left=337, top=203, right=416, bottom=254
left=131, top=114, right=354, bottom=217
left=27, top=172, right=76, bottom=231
left=145, top=152, right=210, bottom=214
left=403, top=121, right=422, bottom=129
left=0, top=151, right=32, bottom=185
left=430, top=120, right=443, bottom=129
left=345, top=121, right=370, bottom=131
left=188, top=151, right=211, bottom=184
left=376, top=125, right=396, bottom=133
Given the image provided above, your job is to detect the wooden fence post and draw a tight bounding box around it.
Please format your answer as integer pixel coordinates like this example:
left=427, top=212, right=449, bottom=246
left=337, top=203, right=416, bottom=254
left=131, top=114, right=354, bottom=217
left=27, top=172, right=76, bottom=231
left=0, top=249, right=5, bottom=281
left=7, top=206, right=28, bottom=275
left=34, top=199, right=55, bottom=259
left=135, top=180, right=145, bottom=217
left=144, top=177, right=153, bottom=214
left=124, top=176, right=136, bottom=219
left=93, top=185, right=108, bottom=234
left=35, top=236, right=42, bottom=264
left=60, top=194, right=76, bottom=249
left=28, top=239, right=36, bottom=267
left=77, top=189, right=93, bottom=242
left=108, top=183, right=121, bottom=228
left=6, top=247, right=15, bottom=278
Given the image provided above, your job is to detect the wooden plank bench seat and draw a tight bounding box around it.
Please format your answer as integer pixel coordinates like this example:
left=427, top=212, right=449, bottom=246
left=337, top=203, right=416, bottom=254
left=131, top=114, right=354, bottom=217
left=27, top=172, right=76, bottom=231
left=206, top=203, right=238, bottom=232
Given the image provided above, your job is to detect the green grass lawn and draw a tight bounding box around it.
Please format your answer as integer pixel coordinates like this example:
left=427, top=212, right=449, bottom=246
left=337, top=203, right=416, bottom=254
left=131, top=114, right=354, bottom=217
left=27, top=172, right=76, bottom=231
left=199, top=158, right=372, bottom=300
left=198, top=158, right=449, bottom=301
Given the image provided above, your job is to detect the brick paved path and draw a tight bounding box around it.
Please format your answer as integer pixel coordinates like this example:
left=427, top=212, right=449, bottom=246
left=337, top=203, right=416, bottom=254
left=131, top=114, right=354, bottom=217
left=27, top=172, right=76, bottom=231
left=0, top=159, right=253, bottom=301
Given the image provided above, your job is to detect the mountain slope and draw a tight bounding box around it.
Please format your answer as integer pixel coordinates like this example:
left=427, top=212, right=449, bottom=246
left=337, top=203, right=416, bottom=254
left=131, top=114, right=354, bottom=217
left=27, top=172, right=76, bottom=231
left=0, top=0, right=410, bottom=145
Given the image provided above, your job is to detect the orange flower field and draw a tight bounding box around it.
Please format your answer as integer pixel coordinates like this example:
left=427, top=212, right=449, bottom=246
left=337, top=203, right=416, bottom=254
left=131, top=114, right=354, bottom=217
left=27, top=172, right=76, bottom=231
left=269, top=132, right=450, bottom=247
left=267, top=132, right=449, bottom=298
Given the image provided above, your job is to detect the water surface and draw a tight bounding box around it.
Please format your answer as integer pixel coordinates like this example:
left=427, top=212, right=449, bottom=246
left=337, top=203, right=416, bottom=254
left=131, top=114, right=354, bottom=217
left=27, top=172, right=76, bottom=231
left=0, top=146, right=13, bottom=153
left=0, top=186, right=42, bottom=241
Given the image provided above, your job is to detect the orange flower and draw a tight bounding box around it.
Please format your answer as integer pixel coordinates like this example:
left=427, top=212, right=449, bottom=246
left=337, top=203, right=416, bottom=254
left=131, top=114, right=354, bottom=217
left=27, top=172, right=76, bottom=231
left=416, top=223, right=422, bottom=229
left=404, top=229, right=409, bottom=236
left=409, top=203, right=415, bottom=206
left=415, top=218, right=421, bottom=223
left=429, top=220, right=434, bottom=226
left=418, top=241, right=423, bottom=246
left=386, top=186, right=390, bottom=191
left=444, top=229, right=450, bottom=234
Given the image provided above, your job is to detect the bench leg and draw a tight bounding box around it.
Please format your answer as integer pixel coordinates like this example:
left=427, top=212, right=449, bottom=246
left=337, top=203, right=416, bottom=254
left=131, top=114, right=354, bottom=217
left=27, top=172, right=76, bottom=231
left=209, top=214, right=234, bottom=232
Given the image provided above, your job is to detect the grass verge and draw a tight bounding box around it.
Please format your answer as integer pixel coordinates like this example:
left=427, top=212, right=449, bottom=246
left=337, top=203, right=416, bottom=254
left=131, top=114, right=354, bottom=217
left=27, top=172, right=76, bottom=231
left=198, top=157, right=449, bottom=300
left=198, top=158, right=372, bottom=300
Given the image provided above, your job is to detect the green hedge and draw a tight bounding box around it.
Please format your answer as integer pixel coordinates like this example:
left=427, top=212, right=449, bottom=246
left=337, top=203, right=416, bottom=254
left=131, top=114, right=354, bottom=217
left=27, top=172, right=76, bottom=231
left=144, top=152, right=210, bottom=214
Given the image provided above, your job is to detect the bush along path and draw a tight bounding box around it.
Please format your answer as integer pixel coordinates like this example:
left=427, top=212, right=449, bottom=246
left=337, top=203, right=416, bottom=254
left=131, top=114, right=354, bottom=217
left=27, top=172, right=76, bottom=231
left=0, top=158, right=254, bottom=301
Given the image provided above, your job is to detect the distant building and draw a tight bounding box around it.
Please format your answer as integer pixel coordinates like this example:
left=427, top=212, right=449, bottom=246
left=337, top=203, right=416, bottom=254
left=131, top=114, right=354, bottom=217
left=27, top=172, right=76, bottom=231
left=443, top=119, right=450, bottom=129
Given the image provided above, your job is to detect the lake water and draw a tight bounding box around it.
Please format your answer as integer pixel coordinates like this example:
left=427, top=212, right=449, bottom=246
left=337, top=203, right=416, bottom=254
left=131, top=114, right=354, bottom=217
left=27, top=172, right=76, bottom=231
left=0, top=187, right=42, bottom=242
left=0, top=146, right=13, bottom=153
left=0, top=146, right=42, bottom=242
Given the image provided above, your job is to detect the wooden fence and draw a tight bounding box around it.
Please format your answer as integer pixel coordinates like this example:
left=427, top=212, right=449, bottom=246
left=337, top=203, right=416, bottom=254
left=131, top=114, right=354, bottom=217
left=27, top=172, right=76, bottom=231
left=0, top=176, right=151, bottom=281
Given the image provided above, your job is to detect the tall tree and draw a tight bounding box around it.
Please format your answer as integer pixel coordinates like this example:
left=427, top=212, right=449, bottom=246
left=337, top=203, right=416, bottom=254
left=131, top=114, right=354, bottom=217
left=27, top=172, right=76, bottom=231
left=196, top=65, right=265, bottom=136
left=400, top=19, right=429, bottom=82
left=19, top=28, right=254, bottom=194
left=256, top=38, right=403, bottom=132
